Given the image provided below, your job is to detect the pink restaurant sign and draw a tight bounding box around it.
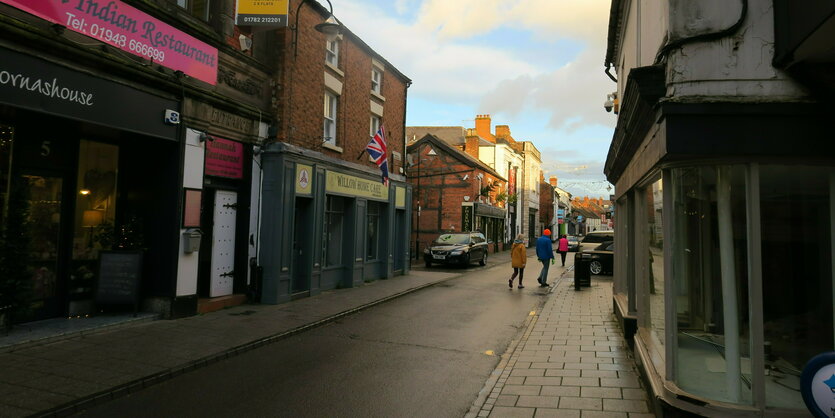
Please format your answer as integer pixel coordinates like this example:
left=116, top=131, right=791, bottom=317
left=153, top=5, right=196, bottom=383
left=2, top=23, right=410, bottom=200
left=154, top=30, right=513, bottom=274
left=205, top=137, right=244, bottom=179
left=1, top=0, right=217, bottom=85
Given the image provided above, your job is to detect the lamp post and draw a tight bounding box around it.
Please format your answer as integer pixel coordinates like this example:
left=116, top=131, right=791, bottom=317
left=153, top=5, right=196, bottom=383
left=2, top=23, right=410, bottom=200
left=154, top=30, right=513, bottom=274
left=293, top=0, right=341, bottom=59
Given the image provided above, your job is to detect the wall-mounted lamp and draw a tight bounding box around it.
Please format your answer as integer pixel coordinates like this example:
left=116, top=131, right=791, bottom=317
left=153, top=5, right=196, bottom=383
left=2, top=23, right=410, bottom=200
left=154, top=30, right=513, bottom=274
left=199, top=132, right=215, bottom=142
left=293, top=0, right=341, bottom=59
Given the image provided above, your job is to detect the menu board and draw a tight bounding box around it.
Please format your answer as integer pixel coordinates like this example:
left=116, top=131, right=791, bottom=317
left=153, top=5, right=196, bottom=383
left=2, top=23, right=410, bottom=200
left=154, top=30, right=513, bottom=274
left=96, top=251, right=142, bottom=307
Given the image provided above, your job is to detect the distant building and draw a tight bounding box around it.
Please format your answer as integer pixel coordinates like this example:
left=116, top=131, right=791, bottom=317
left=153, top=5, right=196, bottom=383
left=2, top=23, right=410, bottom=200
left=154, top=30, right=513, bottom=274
left=406, top=134, right=506, bottom=255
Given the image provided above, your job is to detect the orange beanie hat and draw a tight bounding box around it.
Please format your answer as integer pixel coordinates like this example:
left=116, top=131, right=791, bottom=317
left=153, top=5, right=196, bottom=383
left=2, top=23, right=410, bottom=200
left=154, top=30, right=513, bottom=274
left=543, top=229, right=551, bottom=236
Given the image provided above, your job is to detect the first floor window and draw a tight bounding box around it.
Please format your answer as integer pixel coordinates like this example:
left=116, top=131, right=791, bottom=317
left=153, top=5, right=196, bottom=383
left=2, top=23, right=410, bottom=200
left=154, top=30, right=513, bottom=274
left=323, top=91, right=338, bottom=145
left=370, top=115, right=381, bottom=138
left=325, top=196, right=344, bottom=267
left=175, top=0, right=210, bottom=21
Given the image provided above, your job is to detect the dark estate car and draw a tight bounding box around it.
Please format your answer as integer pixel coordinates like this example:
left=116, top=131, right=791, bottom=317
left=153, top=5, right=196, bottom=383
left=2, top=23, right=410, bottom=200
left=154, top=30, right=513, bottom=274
left=424, top=232, right=488, bottom=267
left=584, top=241, right=614, bottom=275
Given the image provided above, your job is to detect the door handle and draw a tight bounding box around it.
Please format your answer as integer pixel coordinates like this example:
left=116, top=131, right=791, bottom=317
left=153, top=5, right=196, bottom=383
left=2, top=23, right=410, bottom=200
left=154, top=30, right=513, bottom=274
left=220, top=270, right=235, bottom=277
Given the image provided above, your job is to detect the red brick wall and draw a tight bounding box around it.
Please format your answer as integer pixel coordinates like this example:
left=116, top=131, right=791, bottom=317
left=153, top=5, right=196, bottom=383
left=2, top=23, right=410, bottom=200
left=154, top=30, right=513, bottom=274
left=407, top=142, right=506, bottom=252
left=275, top=0, right=408, bottom=176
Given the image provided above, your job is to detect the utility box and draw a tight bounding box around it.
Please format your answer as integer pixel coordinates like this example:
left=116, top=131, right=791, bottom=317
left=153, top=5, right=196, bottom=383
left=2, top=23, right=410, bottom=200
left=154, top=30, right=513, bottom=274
left=183, top=229, right=202, bottom=253
left=574, top=253, right=591, bottom=290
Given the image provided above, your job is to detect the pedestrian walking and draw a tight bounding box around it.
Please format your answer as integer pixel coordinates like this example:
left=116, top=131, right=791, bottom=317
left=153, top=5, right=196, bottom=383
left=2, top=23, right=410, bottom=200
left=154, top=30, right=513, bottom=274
left=509, top=234, right=526, bottom=289
left=536, top=229, right=555, bottom=287
left=557, top=234, right=569, bottom=266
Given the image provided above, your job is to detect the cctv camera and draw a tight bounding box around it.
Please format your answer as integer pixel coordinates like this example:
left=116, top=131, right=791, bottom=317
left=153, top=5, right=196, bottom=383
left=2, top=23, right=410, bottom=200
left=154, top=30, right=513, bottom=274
left=604, top=99, right=614, bottom=112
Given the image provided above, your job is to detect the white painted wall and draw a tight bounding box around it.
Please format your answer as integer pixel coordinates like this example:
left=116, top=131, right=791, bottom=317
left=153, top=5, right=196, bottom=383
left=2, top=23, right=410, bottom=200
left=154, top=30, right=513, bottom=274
left=665, top=0, right=809, bottom=98
left=176, top=128, right=205, bottom=297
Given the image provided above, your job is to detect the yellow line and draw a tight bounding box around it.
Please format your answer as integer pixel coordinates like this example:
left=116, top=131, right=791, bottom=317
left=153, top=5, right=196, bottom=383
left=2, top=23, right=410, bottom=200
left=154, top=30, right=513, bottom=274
left=484, top=350, right=495, bottom=356
left=529, top=311, right=536, bottom=316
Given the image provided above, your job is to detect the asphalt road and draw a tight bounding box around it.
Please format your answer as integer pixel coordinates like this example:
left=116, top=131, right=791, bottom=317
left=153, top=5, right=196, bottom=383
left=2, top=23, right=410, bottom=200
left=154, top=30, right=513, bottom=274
left=74, top=261, right=555, bottom=417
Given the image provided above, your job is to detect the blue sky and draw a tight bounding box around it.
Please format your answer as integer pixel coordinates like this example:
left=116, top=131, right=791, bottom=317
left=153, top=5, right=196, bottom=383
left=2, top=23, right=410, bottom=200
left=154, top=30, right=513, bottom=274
left=334, top=0, right=616, bottom=198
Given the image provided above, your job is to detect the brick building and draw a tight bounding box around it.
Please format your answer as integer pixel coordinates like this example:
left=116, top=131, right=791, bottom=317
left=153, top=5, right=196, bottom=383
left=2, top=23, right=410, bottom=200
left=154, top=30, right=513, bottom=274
left=259, top=0, right=412, bottom=304
left=407, top=134, right=506, bottom=256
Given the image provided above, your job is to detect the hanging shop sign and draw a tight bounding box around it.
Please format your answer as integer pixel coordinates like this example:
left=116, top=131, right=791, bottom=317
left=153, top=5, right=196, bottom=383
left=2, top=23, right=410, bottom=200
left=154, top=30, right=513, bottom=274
left=325, top=171, right=388, bottom=201
left=0, top=47, right=178, bottom=140
left=0, top=0, right=217, bottom=85
left=295, top=164, right=312, bottom=196
left=205, top=137, right=244, bottom=179
left=235, top=0, right=288, bottom=26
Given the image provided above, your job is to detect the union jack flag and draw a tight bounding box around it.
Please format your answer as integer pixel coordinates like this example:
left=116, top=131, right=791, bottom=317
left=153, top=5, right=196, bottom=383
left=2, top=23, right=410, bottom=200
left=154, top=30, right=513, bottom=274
left=366, top=125, right=389, bottom=186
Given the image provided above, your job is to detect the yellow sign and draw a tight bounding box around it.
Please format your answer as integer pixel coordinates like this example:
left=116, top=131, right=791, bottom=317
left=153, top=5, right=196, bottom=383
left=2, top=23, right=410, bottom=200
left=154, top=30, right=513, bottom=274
left=296, top=164, right=312, bottom=196
left=326, top=171, right=389, bottom=201
left=395, top=187, right=406, bottom=208
left=235, top=0, right=289, bottom=26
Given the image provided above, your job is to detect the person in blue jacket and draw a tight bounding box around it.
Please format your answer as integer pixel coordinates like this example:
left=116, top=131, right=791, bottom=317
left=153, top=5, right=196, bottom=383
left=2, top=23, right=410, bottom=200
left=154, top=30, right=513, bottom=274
left=536, top=229, right=555, bottom=287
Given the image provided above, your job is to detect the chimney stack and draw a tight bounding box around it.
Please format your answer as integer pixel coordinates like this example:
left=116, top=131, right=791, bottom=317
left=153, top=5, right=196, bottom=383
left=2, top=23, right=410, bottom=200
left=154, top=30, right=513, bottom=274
left=549, top=176, right=558, bottom=187
left=475, top=114, right=494, bottom=143
left=464, top=128, right=480, bottom=159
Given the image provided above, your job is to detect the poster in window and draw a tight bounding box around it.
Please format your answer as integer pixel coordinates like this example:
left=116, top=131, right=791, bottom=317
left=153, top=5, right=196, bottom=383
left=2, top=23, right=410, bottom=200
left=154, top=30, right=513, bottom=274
left=183, top=189, right=202, bottom=228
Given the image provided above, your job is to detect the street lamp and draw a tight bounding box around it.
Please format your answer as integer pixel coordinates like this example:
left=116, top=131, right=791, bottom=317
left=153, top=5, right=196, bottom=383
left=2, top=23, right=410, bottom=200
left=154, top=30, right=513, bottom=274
left=293, top=0, right=342, bottom=59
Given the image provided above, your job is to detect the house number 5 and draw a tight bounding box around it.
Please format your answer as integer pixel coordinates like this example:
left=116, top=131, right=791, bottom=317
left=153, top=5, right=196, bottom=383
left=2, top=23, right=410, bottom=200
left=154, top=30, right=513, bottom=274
left=40, top=141, right=51, bottom=157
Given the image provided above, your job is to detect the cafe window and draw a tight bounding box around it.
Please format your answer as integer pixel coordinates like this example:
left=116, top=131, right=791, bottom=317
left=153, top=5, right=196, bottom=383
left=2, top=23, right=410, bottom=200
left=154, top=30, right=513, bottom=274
left=366, top=201, right=380, bottom=261
left=324, top=196, right=344, bottom=267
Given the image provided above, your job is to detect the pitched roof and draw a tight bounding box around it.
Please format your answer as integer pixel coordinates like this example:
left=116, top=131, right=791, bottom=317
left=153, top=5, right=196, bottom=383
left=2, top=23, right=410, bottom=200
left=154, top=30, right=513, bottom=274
left=407, top=134, right=506, bottom=181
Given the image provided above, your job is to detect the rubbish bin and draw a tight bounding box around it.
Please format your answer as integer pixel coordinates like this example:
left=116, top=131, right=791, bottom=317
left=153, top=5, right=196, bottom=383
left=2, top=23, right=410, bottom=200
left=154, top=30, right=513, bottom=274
left=574, top=253, right=591, bottom=290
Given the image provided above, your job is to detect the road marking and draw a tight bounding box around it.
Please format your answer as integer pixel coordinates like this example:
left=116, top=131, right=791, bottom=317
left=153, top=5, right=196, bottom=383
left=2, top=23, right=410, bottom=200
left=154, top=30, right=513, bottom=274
left=484, top=350, right=495, bottom=356
left=529, top=311, right=536, bottom=316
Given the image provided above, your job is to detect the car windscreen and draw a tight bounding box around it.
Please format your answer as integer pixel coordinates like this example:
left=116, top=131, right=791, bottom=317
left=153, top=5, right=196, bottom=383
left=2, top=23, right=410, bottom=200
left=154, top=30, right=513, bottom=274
left=433, top=234, right=470, bottom=245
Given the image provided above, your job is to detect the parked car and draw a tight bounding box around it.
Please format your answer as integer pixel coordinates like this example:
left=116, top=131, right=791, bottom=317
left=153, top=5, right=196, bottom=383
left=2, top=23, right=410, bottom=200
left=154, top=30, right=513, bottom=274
left=424, top=232, right=488, bottom=267
left=578, top=230, right=614, bottom=253
left=567, top=235, right=580, bottom=252
left=584, top=241, right=614, bottom=275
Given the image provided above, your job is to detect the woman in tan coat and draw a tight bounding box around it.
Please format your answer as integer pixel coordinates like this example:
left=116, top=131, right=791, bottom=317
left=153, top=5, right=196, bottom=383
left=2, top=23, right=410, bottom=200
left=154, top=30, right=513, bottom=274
left=509, top=234, right=527, bottom=289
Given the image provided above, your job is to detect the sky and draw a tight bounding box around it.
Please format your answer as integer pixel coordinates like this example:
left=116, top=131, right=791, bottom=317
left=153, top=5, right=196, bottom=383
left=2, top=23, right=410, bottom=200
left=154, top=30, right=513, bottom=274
left=332, top=0, right=617, bottom=198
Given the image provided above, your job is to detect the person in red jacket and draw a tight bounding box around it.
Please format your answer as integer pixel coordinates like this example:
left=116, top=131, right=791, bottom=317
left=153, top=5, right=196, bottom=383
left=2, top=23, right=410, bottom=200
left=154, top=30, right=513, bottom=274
left=557, top=234, right=569, bottom=266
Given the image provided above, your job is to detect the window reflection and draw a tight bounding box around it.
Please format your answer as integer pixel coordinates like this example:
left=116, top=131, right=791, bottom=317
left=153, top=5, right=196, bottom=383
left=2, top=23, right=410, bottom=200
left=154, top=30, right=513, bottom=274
left=646, top=179, right=665, bottom=349
left=672, top=166, right=751, bottom=405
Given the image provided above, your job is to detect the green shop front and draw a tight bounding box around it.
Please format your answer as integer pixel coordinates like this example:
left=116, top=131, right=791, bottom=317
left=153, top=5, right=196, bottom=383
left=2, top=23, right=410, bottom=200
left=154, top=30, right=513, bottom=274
left=258, top=143, right=411, bottom=304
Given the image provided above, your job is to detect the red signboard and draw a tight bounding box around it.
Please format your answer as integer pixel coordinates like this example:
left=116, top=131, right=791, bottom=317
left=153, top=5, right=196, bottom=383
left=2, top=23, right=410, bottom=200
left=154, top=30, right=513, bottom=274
left=1, top=0, right=218, bottom=85
left=205, top=137, right=243, bottom=179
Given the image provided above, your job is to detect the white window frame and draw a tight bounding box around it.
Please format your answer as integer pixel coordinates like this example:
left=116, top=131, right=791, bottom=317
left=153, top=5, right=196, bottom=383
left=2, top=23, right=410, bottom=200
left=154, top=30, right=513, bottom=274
left=371, top=67, right=382, bottom=94
left=324, top=91, right=338, bottom=145
left=326, top=38, right=339, bottom=67
left=370, top=115, right=381, bottom=138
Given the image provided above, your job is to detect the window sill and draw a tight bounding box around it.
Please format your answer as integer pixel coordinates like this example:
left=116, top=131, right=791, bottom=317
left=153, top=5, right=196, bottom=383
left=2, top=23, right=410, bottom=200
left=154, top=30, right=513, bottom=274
left=325, top=62, right=344, bottom=78
left=322, top=142, right=343, bottom=153
left=371, top=90, right=386, bottom=102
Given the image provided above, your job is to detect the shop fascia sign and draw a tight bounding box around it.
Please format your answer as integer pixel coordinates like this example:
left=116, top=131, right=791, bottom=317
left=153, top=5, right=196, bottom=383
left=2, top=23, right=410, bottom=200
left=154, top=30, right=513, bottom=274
left=235, top=0, right=288, bottom=27
left=325, top=171, right=388, bottom=201
left=1, top=0, right=218, bottom=85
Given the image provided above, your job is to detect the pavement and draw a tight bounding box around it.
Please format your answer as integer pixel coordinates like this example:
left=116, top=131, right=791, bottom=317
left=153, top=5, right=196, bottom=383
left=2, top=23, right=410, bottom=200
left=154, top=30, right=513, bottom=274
left=466, top=259, right=653, bottom=418
left=0, top=248, right=653, bottom=418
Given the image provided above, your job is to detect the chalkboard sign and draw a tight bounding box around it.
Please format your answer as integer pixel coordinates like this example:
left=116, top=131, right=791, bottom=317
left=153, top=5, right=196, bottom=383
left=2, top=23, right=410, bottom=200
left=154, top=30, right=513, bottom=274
left=96, top=251, right=142, bottom=308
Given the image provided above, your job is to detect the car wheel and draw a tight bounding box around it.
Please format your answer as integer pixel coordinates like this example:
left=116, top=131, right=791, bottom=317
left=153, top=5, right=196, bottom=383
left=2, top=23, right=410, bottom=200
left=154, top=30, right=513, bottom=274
left=425, top=261, right=432, bottom=268
left=479, top=252, right=487, bottom=266
left=589, top=260, right=603, bottom=275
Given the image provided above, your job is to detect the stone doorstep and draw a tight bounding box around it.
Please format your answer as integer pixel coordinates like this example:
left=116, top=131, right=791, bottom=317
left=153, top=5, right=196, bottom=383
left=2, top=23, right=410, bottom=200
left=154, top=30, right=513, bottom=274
left=197, top=294, right=248, bottom=314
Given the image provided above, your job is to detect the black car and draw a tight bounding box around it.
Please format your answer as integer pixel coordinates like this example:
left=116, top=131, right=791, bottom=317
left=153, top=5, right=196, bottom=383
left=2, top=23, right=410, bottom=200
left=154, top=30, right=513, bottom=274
left=585, top=241, right=614, bottom=275
left=424, top=232, right=488, bottom=267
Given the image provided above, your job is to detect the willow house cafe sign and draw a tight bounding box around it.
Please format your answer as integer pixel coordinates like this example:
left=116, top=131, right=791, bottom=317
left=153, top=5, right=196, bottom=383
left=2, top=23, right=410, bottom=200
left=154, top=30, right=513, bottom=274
left=1, top=0, right=218, bottom=84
